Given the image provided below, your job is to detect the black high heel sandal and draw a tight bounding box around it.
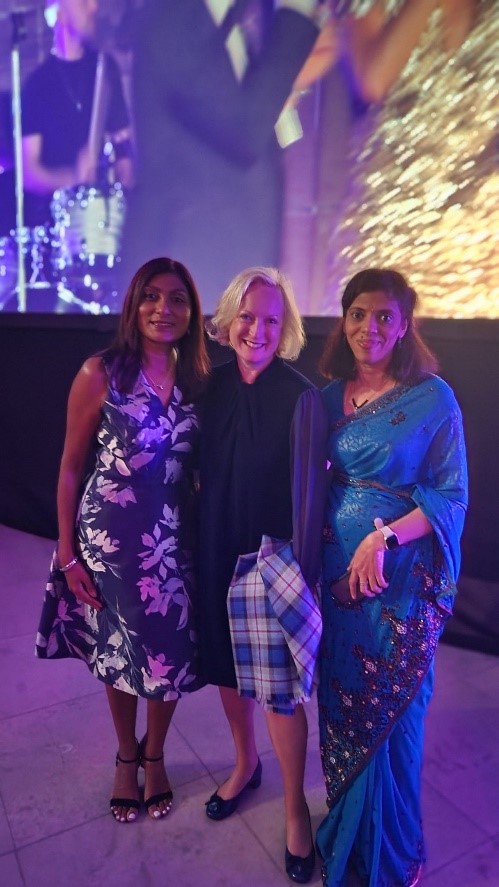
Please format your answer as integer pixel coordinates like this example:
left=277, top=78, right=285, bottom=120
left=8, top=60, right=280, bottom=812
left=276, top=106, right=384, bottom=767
left=109, top=740, right=141, bottom=823
left=140, top=737, right=173, bottom=818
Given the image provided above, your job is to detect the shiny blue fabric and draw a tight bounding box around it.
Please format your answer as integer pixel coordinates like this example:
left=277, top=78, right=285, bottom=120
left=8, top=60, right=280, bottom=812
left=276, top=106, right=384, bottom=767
left=317, top=376, right=467, bottom=886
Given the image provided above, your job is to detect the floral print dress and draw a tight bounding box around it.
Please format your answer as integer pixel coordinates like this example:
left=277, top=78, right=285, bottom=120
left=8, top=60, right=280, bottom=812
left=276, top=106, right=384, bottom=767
left=36, top=371, right=203, bottom=699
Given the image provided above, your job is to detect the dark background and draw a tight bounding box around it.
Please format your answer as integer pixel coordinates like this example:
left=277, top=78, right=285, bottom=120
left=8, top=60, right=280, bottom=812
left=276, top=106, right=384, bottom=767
left=1, top=313, right=498, bottom=654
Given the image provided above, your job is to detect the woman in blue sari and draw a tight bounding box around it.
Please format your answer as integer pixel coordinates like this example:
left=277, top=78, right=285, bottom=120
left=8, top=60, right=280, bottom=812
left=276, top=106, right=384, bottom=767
left=316, top=269, right=468, bottom=887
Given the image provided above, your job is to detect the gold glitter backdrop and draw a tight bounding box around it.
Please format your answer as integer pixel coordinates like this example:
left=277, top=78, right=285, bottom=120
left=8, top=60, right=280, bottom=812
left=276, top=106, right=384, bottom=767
left=324, top=0, right=498, bottom=318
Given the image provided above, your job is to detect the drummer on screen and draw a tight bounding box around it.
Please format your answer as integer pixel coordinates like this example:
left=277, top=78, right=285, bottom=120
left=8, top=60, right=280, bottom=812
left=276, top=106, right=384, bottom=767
left=21, top=0, right=134, bottom=229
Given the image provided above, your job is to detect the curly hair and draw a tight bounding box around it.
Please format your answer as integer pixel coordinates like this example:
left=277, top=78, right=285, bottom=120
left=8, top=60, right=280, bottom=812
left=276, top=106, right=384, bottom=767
left=207, top=266, right=306, bottom=361
left=319, top=268, right=438, bottom=383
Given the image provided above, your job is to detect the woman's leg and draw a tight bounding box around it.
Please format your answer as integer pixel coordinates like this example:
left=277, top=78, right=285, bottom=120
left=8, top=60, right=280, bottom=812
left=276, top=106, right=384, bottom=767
left=105, top=685, right=140, bottom=822
left=265, top=705, right=313, bottom=858
left=142, top=698, right=178, bottom=818
left=216, top=686, right=259, bottom=799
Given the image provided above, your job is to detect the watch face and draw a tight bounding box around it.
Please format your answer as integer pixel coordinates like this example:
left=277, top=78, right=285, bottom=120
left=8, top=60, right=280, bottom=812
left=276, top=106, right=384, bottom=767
left=385, top=532, right=399, bottom=550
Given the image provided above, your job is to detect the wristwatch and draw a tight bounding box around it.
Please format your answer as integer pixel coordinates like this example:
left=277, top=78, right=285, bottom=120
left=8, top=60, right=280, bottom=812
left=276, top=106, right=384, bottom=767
left=374, top=517, right=400, bottom=550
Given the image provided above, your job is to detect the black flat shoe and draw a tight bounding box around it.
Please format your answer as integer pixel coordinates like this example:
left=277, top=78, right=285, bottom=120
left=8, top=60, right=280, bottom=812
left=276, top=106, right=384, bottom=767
left=285, top=845, right=315, bottom=884
left=285, top=806, right=315, bottom=883
left=205, top=758, right=262, bottom=821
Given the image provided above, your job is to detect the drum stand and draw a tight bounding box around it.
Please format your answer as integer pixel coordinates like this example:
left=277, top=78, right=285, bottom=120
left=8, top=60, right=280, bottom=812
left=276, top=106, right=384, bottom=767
left=10, top=9, right=27, bottom=311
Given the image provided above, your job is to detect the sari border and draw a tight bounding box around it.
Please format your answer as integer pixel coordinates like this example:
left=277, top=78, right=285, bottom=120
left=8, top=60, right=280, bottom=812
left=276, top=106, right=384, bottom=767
left=320, top=595, right=448, bottom=808
left=331, top=383, right=411, bottom=432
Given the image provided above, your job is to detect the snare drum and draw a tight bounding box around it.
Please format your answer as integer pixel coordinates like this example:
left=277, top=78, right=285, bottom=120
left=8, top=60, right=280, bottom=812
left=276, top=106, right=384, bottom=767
left=51, top=183, right=126, bottom=270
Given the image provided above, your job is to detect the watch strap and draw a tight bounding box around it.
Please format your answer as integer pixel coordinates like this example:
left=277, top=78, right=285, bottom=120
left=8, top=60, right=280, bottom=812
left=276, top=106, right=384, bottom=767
left=373, top=517, right=399, bottom=549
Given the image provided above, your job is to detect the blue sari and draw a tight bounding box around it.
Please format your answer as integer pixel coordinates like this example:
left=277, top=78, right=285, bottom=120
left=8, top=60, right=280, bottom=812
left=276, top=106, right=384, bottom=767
left=317, top=376, right=467, bottom=887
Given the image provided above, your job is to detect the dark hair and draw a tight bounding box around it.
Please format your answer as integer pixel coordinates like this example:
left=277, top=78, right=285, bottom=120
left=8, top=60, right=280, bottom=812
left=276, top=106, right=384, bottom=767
left=319, top=268, right=438, bottom=383
left=102, top=257, right=210, bottom=400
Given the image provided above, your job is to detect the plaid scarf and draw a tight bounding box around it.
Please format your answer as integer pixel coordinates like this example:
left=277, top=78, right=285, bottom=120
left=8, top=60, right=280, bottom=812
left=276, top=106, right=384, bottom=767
left=227, top=535, right=322, bottom=715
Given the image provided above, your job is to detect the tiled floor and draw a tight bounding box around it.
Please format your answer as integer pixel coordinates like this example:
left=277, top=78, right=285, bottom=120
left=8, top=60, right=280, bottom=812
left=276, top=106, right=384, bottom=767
left=1, top=523, right=498, bottom=887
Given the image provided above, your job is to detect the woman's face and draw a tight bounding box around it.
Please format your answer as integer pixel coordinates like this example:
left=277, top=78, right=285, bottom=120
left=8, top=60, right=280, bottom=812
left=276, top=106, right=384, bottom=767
left=229, top=281, right=284, bottom=377
left=137, top=272, right=192, bottom=346
left=343, top=290, right=408, bottom=371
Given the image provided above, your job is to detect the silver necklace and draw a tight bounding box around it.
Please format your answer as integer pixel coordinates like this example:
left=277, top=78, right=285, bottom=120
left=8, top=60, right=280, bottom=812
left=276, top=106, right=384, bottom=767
left=142, top=368, right=172, bottom=392
left=52, top=51, right=85, bottom=112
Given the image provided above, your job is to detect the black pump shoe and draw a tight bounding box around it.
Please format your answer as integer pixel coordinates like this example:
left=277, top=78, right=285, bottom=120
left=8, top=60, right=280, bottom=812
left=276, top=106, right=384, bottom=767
left=205, top=758, right=262, bottom=821
left=285, top=805, right=315, bottom=883
left=285, top=845, right=315, bottom=884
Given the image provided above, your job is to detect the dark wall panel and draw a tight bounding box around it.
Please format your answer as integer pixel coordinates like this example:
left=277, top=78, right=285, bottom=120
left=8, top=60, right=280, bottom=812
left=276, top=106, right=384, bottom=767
left=1, top=314, right=497, bottom=653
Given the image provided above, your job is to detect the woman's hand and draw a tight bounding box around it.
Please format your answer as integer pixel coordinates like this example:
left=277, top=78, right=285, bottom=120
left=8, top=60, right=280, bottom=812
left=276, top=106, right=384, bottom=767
left=63, top=561, right=103, bottom=611
left=347, top=531, right=389, bottom=600
left=346, top=507, right=434, bottom=599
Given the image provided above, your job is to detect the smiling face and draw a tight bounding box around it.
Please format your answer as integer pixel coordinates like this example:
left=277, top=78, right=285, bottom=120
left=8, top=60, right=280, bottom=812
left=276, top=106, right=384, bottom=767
left=228, top=281, right=284, bottom=380
left=343, top=290, right=408, bottom=372
left=137, top=272, right=192, bottom=348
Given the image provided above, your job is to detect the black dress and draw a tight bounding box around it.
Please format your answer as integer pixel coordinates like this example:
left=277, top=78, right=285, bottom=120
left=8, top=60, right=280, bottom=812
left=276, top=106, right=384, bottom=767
left=198, top=357, right=312, bottom=688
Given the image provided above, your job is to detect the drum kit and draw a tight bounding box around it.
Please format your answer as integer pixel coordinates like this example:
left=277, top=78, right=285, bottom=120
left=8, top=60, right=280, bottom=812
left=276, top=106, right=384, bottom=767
left=0, top=182, right=126, bottom=314
left=0, top=13, right=126, bottom=314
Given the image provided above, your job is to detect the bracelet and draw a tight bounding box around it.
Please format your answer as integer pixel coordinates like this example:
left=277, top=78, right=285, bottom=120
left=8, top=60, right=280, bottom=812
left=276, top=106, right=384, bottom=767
left=59, top=556, right=79, bottom=573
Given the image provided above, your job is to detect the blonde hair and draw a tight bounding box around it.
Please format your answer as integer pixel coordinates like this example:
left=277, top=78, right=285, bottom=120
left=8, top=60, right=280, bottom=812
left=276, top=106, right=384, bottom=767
left=208, top=266, right=305, bottom=360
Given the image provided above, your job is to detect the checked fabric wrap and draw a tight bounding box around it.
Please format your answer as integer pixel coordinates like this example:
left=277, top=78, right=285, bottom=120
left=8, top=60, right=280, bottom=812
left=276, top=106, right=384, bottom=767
left=227, top=535, right=322, bottom=715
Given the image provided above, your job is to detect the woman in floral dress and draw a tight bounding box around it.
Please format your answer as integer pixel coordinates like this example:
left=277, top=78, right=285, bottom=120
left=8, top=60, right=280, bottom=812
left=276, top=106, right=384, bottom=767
left=36, top=257, right=210, bottom=822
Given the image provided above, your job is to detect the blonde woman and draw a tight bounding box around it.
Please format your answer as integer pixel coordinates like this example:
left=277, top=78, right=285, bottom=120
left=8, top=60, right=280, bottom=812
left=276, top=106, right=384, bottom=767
left=198, top=267, right=327, bottom=884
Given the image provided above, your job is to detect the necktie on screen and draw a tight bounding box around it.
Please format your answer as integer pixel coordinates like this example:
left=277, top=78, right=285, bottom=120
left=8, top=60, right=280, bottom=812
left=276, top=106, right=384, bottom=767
left=221, top=0, right=266, bottom=79
left=221, top=0, right=304, bottom=147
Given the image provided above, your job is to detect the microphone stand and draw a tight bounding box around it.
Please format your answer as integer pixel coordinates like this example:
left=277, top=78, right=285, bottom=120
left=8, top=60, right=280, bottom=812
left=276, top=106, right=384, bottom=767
left=10, top=9, right=28, bottom=312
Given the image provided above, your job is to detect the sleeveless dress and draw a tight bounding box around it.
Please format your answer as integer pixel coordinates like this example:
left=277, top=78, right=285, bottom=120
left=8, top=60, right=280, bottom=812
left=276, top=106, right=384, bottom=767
left=36, top=370, right=203, bottom=700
